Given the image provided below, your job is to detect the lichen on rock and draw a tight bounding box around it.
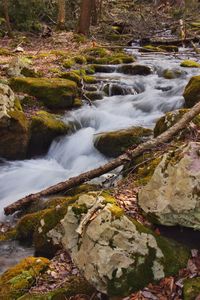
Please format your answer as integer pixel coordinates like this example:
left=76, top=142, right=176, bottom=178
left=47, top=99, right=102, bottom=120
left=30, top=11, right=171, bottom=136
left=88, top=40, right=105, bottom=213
left=138, top=142, right=200, bottom=229
left=59, top=193, right=189, bottom=296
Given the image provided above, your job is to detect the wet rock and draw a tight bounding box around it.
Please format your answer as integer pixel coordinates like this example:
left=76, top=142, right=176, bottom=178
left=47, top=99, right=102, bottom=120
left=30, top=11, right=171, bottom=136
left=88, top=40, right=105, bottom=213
left=103, top=83, right=134, bottom=96
left=118, top=64, right=152, bottom=75
left=59, top=193, right=189, bottom=296
left=10, top=77, right=78, bottom=109
left=181, top=60, right=200, bottom=68
left=138, top=142, right=200, bottom=229
left=84, top=91, right=103, bottom=101
left=28, top=110, right=71, bottom=157
left=92, top=64, right=116, bottom=73
left=0, top=256, right=49, bottom=299
left=153, top=109, right=200, bottom=137
left=140, top=45, right=178, bottom=53
left=94, top=126, right=152, bottom=157
left=163, top=68, right=185, bottom=79
left=0, top=84, right=29, bottom=160
left=183, top=75, right=200, bottom=108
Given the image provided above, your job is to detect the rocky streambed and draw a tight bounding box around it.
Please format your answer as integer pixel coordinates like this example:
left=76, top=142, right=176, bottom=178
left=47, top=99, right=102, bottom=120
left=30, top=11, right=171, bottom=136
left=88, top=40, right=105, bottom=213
left=0, top=45, right=200, bottom=299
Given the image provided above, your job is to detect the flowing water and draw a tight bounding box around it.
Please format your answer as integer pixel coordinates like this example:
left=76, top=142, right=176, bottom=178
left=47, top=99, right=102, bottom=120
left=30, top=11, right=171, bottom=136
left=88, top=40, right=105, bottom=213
left=0, top=48, right=199, bottom=220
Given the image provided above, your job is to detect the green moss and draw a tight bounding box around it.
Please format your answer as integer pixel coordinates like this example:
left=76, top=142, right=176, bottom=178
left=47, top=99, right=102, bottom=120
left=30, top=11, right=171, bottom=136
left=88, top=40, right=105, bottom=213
left=0, top=229, right=17, bottom=242
left=135, top=156, right=162, bottom=186
left=183, top=277, right=200, bottom=300
left=10, top=77, right=78, bottom=109
left=94, top=127, right=152, bottom=157
left=83, top=75, right=97, bottom=84
left=50, top=50, right=69, bottom=57
left=60, top=71, right=81, bottom=84
left=183, top=75, right=200, bottom=107
left=62, top=58, right=75, bottom=69
left=0, top=257, right=49, bottom=300
left=181, top=60, right=200, bottom=68
left=140, top=45, right=165, bottom=53
left=74, top=55, right=87, bottom=64
left=0, top=48, right=13, bottom=56
left=73, top=98, right=83, bottom=107
left=108, top=204, right=124, bottom=218
left=18, top=276, right=95, bottom=300
left=28, top=110, right=71, bottom=156
left=83, top=47, right=109, bottom=58
left=72, top=203, right=88, bottom=216
left=163, top=69, right=183, bottom=79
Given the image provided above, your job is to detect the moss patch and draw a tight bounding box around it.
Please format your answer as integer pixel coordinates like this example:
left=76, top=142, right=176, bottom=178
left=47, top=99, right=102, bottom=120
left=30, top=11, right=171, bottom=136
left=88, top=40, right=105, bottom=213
left=183, top=277, right=200, bottom=300
left=10, top=77, right=78, bottom=109
left=181, top=60, right=200, bottom=68
left=0, top=257, right=49, bottom=300
left=183, top=75, right=200, bottom=108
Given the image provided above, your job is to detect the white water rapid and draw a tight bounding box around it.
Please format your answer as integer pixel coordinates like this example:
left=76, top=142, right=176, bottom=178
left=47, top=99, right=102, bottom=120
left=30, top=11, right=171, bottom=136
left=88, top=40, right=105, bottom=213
left=0, top=49, right=199, bottom=219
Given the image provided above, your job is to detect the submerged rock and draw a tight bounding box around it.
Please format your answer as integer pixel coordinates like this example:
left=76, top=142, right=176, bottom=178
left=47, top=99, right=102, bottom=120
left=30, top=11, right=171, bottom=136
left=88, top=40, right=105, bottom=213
left=138, top=142, right=200, bottom=229
left=0, top=256, right=49, bottom=299
left=183, top=75, right=200, bottom=108
left=28, top=110, right=71, bottom=157
left=94, top=126, right=152, bottom=157
left=10, top=77, right=78, bottom=109
left=118, top=64, right=152, bottom=75
left=163, top=68, right=185, bottom=79
left=60, top=193, right=189, bottom=296
left=0, top=84, right=29, bottom=160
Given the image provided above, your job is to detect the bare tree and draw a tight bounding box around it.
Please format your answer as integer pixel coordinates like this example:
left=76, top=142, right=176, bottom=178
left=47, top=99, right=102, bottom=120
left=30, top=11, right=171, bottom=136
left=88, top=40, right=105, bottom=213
left=77, top=0, right=93, bottom=35
left=2, top=0, right=13, bottom=37
left=57, top=0, right=66, bottom=30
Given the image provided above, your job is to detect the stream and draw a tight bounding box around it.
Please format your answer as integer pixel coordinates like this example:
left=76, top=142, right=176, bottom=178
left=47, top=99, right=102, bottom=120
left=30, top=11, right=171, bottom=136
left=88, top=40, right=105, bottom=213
left=0, top=47, right=200, bottom=271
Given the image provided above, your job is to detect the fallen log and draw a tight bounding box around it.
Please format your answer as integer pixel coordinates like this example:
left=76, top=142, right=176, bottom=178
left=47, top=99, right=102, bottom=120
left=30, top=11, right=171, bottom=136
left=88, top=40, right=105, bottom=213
left=4, top=102, right=200, bottom=215
left=128, top=36, right=200, bottom=47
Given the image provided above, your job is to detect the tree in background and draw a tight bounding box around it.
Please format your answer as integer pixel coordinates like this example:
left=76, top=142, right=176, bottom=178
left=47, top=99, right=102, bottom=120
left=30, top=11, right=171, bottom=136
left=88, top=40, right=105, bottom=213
left=2, top=0, right=13, bottom=37
left=57, top=0, right=66, bottom=30
left=77, top=0, right=93, bottom=35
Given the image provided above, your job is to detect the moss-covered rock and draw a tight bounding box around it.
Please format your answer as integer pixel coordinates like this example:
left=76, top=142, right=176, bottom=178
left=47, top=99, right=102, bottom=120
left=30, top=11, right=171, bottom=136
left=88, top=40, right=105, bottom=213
left=183, top=277, right=200, bottom=300
left=84, top=91, right=103, bottom=101
left=0, top=84, right=29, bottom=160
left=60, top=193, right=189, bottom=296
left=62, top=58, right=75, bottom=69
left=0, top=257, right=49, bottom=299
left=118, top=64, right=152, bottom=75
left=181, top=60, right=200, bottom=68
left=154, top=109, right=200, bottom=137
left=140, top=45, right=178, bottom=53
left=83, top=75, right=97, bottom=84
left=28, top=111, right=71, bottom=157
left=59, top=71, right=81, bottom=85
left=138, top=142, right=200, bottom=229
left=163, top=68, right=184, bottom=79
left=19, top=276, right=95, bottom=300
left=183, top=75, right=200, bottom=107
left=94, top=126, right=152, bottom=157
left=10, top=77, right=78, bottom=109
left=74, top=55, right=87, bottom=64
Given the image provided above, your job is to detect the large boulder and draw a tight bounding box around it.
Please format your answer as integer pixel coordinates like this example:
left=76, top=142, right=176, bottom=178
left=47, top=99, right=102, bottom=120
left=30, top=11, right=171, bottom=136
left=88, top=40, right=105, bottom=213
left=183, top=75, right=200, bottom=108
left=94, top=126, right=152, bottom=157
left=138, top=142, right=200, bottom=229
left=0, top=83, right=29, bottom=160
left=153, top=109, right=200, bottom=137
left=117, top=64, right=152, bottom=75
left=10, top=77, right=78, bottom=109
left=59, top=193, right=189, bottom=297
left=28, top=110, right=71, bottom=157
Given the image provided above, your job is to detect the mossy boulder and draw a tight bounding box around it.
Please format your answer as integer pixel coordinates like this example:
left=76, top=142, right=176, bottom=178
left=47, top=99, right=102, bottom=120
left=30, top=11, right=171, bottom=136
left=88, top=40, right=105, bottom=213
left=60, top=193, right=189, bottom=297
left=180, top=60, right=200, bottom=68
left=94, top=126, right=152, bottom=157
left=19, top=276, right=95, bottom=300
left=0, top=257, right=49, bottom=299
left=0, top=84, right=29, bottom=160
left=163, top=68, right=184, bottom=79
left=59, top=71, right=81, bottom=85
left=28, top=111, right=71, bottom=157
left=118, top=64, right=152, bottom=75
left=10, top=77, right=78, bottom=109
left=62, top=58, right=75, bottom=69
left=183, top=277, right=200, bottom=300
left=154, top=109, right=200, bottom=137
left=183, top=75, right=200, bottom=107
left=138, top=142, right=200, bottom=229
left=84, top=91, right=103, bottom=101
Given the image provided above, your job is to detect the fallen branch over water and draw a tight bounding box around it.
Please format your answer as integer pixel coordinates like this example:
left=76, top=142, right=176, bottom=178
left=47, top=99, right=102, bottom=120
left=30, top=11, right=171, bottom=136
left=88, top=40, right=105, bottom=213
left=4, top=102, right=200, bottom=215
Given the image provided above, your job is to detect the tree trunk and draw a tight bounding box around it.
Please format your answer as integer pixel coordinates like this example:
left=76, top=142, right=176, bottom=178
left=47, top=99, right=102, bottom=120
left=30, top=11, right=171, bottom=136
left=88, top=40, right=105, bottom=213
left=3, top=0, right=13, bottom=37
left=4, top=101, right=200, bottom=216
left=77, top=0, right=92, bottom=35
left=57, top=0, right=66, bottom=30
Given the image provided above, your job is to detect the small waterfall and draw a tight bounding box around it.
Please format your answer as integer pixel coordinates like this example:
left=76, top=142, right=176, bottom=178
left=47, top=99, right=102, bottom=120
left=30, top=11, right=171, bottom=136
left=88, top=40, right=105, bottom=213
left=0, top=51, right=199, bottom=219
